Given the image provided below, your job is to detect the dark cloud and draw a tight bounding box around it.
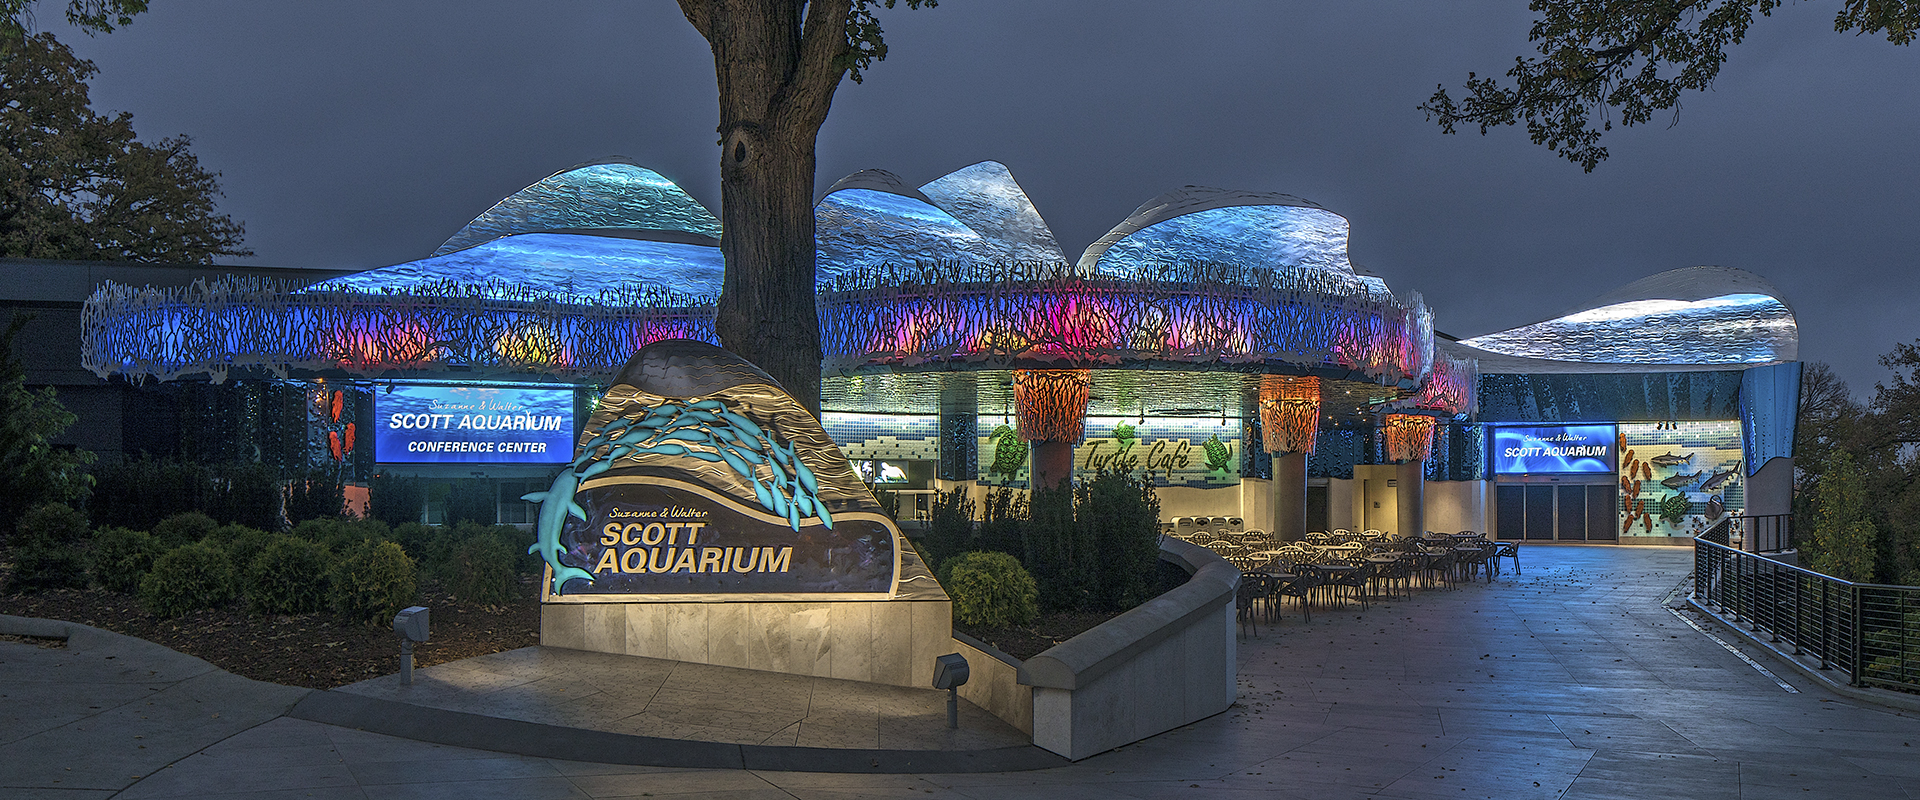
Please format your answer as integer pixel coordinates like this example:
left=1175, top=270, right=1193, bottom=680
left=49, top=0, right=1920, bottom=395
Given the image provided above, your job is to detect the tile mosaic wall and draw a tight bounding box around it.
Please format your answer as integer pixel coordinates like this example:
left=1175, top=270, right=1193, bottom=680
left=976, top=415, right=1241, bottom=489
left=821, top=412, right=940, bottom=464
left=1617, top=421, right=1744, bottom=538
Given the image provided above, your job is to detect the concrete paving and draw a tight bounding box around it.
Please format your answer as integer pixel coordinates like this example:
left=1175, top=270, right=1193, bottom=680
left=331, top=645, right=1030, bottom=752
left=7, top=544, right=1920, bottom=798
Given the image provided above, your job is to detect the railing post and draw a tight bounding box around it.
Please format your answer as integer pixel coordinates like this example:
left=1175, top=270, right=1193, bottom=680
left=1818, top=580, right=1831, bottom=670
left=1850, top=584, right=1864, bottom=687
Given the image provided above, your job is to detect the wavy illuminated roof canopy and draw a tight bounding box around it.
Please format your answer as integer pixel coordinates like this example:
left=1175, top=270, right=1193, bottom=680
left=1077, top=187, right=1385, bottom=292
left=1457, top=266, right=1796, bottom=368
left=916, top=161, right=1067, bottom=264
left=814, top=170, right=1000, bottom=285
left=308, top=232, right=724, bottom=301
left=433, top=159, right=721, bottom=256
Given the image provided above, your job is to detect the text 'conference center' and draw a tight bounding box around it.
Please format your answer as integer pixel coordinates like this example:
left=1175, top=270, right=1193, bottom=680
left=74, top=159, right=1801, bottom=543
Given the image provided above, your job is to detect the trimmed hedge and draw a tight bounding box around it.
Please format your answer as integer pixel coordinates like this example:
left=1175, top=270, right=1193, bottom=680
left=328, top=540, right=417, bottom=625
left=153, top=511, right=218, bottom=551
left=443, top=533, right=520, bottom=605
left=139, top=541, right=236, bottom=616
left=91, top=526, right=161, bottom=593
left=8, top=504, right=92, bottom=591
left=946, top=551, right=1039, bottom=628
left=17, top=503, right=88, bottom=547
left=206, top=524, right=275, bottom=575
left=247, top=536, right=334, bottom=615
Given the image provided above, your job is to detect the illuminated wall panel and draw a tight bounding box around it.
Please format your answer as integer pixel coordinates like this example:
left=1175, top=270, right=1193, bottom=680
left=1616, top=421, right=1744, bottom=538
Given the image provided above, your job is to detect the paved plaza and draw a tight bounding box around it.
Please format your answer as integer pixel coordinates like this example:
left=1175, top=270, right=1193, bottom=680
left=6, top=544, right=1920, bottom=799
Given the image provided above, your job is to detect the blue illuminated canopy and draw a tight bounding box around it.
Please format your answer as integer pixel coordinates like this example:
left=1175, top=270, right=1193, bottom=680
left=1458, top=266, right=1796, bottom=367
left=815, top=175, right=998, bottom=285
left=309, top=232, right=723, bottom=301
left=435, top=159, right=721, bottom=257
left=916, top=161, right=1067, bottom=265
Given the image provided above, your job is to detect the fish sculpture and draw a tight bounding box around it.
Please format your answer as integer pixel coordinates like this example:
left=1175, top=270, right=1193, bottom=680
left=1648, top=452, right=1693, bottom=468
left=1660, top=470, right=1703, bottom=489
left=522, top=462, right=598, bottom=594
left=524, top=390, right=835, bottom=593
left=1700, top=462, right=1741, bottom=492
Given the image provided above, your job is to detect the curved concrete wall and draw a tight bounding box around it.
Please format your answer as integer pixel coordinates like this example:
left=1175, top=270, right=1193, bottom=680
left=1015, top=537, right=1238, bottom=760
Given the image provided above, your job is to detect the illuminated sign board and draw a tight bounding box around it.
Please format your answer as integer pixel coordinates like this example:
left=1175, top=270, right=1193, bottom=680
left=1490, top=424, right=1617, bottom=474
left=529, top=340, right=899, bottom=598
left=375, top=385, right=574, bottom=464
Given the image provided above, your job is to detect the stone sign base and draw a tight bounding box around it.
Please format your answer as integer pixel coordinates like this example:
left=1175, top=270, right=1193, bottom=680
left=541, top=597, right=954, bottom=688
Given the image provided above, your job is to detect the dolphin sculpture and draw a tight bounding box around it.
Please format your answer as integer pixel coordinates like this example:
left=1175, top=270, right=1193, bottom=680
left=522, top=460, right=607, bottom=594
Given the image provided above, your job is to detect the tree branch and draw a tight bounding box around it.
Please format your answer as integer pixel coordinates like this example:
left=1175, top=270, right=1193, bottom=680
left=676, top=0, right=713, bottom=43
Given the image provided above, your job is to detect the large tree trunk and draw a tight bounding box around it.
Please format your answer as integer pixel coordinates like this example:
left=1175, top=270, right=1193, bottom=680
left=716, top=126, right=823, bottom=417
left=682, top=0, right=850, bottom=418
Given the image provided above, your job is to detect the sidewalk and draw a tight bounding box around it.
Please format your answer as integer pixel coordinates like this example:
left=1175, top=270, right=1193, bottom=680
left=0, top=615, right=308, bottom=799
left=7, top=545, right=1920, bottom=799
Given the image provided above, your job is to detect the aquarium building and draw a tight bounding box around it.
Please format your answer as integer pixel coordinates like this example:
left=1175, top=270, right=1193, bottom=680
left=67, top=159, right=1800, bottom=544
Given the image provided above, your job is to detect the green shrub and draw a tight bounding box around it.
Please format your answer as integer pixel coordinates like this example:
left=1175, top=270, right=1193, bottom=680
left=1079, top=470, right=1164, bottom=610
left=328, top=540, right=416, bottom=625
left=139, top=541, right=236, bottom=616
left=87, top=459, right=220, bottom=532
left=153, top=511, right=218, bottom=551
left=206, top=524, right=275, bottom=574
left=17, top=503, right=89, bottom=547
left=442, top=533, right=520, bottom=605
left=214, top=463, right=284, bottom=532
left=9, top=540, right=90, bottom=591
left=390, top=521, right=437, bottom=565
left=946, top=551, right=1038, bottom=628
left=1021, top=484, right=1094, bottom=610
left=247, top=536, right=334, bottom=614
left=292, top=517, right=389, bottom=553
left=91, top=526, right=161, bottom=592
left=285, top=469, right=346, bottom=523
left=368, top=473, right=426, bottom=527
left=443, top=479, right=495, bottom=526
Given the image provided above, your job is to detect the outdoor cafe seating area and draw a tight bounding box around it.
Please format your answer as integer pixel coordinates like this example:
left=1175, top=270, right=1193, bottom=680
left=1163, top=518, right=1521, bottom=633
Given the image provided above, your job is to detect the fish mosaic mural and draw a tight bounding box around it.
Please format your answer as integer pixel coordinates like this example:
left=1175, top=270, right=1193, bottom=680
left=1618, top=422, right=1744, bottom=537
left=1648, top=452, right=1693, bottom=468
left=527, top=339, right=902, bottom=597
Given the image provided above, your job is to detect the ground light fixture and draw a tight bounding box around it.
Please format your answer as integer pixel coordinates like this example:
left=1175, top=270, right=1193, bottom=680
left=392, top=606, right=429, bottom=685
left=931, top=653, right=969, bottom=729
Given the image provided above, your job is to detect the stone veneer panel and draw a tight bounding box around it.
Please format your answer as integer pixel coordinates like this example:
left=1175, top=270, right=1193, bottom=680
left=542, top=599, right=952, bottom=690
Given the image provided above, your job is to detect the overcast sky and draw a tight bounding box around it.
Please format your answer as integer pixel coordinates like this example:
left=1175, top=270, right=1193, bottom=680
left=45, top=0, right=1920, bottom=397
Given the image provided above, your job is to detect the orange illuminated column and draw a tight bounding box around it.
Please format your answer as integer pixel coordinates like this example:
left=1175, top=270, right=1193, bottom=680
left=1382, top=413, right=1438, bottom=537
left=1014, top=369, right=1090, bottom=490
left=1259, top=376, right=1321, bottom=542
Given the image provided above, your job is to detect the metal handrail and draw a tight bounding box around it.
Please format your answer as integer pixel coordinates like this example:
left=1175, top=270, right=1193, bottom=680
left=1693, top=531, right=1920, bottom=692
left=1732, top=513, right=1794, bottom=553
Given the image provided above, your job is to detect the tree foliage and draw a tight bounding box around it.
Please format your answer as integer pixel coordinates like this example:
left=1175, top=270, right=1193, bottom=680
left=0, top=314, right=94, bottom=535
left=1, top=0, right=146, bottom=50
left=1423, top=0, right=1920, bottom=171
left=1809, top=449, right=1878, bottom=581
left=676, top=0, right=932, bottom=412
left=1, top=32, right=247, bottom=262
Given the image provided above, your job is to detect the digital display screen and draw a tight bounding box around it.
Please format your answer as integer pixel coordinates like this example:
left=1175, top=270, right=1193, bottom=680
left=1490, top=424, right=1617, bottom=474
left=853, top=460, right=911, bottom=484
left=375, top=384, right=574, bottom=464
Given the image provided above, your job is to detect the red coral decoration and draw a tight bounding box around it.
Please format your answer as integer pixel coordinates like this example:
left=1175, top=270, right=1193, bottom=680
left=1013, top=369, right=1091, bottom=443
left=1257, top=375, right=1321, bottom=455
left=1381, top=413, right=1437, bottom=463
